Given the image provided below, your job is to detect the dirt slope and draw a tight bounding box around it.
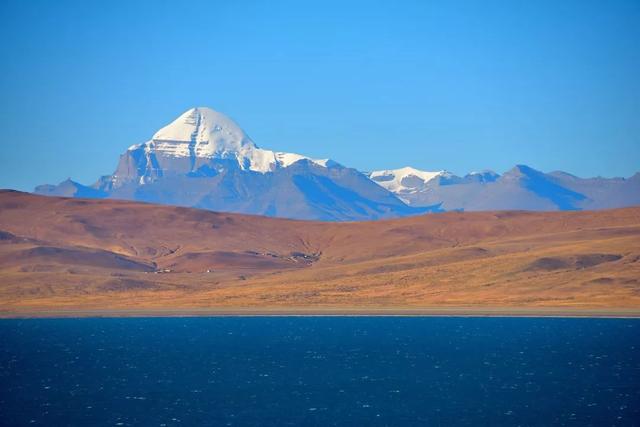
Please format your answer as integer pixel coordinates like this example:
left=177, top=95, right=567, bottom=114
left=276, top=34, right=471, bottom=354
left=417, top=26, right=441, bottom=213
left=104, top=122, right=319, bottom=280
left=1, top=190, right=639, bottom=314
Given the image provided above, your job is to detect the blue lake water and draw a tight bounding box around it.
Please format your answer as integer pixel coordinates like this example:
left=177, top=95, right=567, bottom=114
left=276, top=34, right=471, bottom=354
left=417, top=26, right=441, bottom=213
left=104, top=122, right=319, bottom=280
left=0, top=317, right=639, bottom=426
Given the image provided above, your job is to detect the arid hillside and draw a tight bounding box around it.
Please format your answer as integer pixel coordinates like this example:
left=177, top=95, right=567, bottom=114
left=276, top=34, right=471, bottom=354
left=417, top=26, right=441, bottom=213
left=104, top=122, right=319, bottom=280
left=1, top=190, right=639, bottom=315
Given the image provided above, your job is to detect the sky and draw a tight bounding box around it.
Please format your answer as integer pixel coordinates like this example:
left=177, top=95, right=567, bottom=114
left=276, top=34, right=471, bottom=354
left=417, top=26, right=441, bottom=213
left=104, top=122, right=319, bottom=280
left=0, top=0, right=639, bottom=191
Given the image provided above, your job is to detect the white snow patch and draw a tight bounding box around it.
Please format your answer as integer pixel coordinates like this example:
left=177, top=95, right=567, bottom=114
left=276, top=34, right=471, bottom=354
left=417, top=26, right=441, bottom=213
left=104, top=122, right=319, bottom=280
left=274, top=152, right=330, bottom=168
left=369, top=166, right=450, bottom=193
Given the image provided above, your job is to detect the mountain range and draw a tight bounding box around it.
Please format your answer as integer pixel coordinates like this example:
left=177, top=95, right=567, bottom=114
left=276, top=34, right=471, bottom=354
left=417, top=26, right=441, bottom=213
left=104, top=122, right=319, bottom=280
left=368, top=165, right=640, bottom=212
left=35, top=107, right=639, bottom=221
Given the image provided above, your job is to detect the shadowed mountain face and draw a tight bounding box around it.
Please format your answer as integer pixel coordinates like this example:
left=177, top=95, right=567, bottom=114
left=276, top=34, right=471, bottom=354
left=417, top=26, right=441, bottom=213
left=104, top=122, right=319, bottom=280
left=1, top=191, right=640, bottom=313
left=35, top=107, right=431, bottom=221
left=369, top=165, right=640, bottom=211
left=547, top=171, right=640, bottom=210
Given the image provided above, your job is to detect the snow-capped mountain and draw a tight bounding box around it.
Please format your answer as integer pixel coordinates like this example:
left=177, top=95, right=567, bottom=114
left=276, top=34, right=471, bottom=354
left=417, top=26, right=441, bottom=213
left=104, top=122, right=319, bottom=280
left=108, top=107, right=333, bottom=189
left=36, top=107, right=432, bottom=221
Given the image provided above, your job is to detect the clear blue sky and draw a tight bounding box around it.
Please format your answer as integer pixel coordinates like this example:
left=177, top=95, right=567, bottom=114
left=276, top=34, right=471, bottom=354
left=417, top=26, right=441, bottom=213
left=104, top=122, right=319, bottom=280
left=1, top=0, right=639, bottom=191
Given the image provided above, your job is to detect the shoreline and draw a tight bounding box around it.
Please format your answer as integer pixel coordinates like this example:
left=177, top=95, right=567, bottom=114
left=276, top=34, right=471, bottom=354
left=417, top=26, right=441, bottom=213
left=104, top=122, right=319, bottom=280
left=2, top=306, right=640, bottom=319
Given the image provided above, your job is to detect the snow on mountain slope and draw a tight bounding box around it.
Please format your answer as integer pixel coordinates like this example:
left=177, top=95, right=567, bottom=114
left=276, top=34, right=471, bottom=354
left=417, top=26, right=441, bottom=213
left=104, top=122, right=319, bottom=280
left=368, top=167, right=452, bottom=193
left=128, top=107, right=330, bottom=174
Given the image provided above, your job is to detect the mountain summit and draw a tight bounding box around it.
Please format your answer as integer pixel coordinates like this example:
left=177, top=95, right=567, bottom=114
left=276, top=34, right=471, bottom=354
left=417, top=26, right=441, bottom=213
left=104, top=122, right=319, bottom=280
left=148, top=107, right=330, bottom=170
left=109, top=107, right=332, bottom=189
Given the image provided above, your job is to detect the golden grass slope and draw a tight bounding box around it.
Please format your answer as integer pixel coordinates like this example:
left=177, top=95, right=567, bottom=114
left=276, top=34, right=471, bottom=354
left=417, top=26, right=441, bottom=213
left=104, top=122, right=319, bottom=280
left=0, top=190, right=639, bottom=315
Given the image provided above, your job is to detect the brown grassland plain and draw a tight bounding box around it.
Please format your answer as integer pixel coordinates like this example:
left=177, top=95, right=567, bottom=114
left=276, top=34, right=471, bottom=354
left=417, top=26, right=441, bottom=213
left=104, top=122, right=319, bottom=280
left=0, top=190, right=639, bottom=317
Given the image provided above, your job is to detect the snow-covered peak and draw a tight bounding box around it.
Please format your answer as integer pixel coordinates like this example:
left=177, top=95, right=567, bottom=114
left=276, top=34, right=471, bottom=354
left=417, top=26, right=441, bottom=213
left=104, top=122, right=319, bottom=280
left=369, top=166, right=451, bottom=193
left=128, top=107, right=332, bottom=173
left=152, top=107, right=252, bottom=150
